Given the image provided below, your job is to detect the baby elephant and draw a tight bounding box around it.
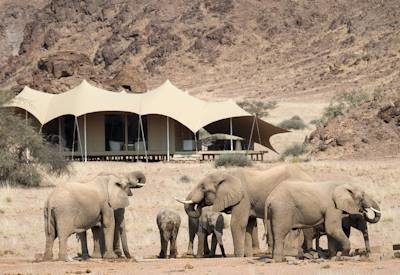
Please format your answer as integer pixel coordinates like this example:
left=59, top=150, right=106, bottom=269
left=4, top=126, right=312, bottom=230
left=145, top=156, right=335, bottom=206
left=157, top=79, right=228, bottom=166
left=197, top=206, right=227, bottom=257
left=156, top=209, right=181, bottom=258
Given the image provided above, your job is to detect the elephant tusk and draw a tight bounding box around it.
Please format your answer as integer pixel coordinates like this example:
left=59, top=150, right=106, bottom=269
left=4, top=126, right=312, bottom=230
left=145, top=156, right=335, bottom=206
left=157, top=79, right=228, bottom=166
left=369, top=207, right=381, bottom=214
left=135, top=183, right=145, bottom=187
left=175, top=198, right=193, bottom=204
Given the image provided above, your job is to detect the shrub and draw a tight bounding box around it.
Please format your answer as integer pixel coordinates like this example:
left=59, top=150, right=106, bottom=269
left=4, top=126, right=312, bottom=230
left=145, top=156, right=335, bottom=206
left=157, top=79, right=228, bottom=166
left=179, top=175, right=191, bottom=183
left=280, top=143, right=307, bottom=160
left=278, top=115, right=307, bottom=130
left=214, top=153, right=252, bottom=168
left=237, top=100, right=277, bottom=118
left=320, top=90, right=370, bottom=123
left=0, top=90, right=69, bottom=187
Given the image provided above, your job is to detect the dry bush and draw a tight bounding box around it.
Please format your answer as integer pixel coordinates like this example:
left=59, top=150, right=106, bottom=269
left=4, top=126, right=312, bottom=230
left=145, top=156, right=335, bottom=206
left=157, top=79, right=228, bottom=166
left=237, top=100, right=277, bottom=117
left=278, top=115, right=307, bottom=130
left=0, top=91, right=69, bottom=186
left=280, top=143, right=307, bottom=160
left=214, top=153, right=252, bottom=168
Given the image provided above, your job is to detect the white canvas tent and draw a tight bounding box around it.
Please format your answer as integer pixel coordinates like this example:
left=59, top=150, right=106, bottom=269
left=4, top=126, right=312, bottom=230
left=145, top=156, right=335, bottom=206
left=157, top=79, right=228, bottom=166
left=7, top=79, right=288, bottom=161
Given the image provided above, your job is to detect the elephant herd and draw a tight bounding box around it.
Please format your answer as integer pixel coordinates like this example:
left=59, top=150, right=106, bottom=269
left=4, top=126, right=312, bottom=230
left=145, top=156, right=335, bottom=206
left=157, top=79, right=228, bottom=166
left=42, top=164, right=381, bottom=262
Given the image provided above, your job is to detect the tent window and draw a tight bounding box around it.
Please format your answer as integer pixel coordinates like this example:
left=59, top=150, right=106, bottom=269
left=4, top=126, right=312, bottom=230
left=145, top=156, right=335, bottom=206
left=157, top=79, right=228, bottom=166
left=105, top=114, right=125, bottom=151
left=42, top=115, right=76, bottom=151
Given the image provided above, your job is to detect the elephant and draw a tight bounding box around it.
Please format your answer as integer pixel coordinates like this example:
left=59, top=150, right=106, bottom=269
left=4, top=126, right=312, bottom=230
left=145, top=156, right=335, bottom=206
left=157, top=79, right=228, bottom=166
left=265, top=181, right=381, bottom=262
left=184, top=215, right=260, bottom=256
left=78, top=171, right=146, bottom=259
left=43, top=171, right=146, bottom=261
left=196, top=206, right=228, bottom=257
left=177, top=164, right=313, bottom=257
left=156, top=209, right=181, bottom=259
left=302, top=211, right=381, bottom=257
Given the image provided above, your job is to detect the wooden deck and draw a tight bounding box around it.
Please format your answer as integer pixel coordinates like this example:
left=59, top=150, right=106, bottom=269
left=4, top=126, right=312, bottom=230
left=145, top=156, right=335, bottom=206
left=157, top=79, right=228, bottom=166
left=63, top=150, right=267, bottom=162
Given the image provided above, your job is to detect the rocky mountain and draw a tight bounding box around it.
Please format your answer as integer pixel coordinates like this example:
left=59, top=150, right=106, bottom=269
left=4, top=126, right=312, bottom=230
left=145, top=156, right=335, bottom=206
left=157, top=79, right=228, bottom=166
left=0, top=0, right=399, bottom=98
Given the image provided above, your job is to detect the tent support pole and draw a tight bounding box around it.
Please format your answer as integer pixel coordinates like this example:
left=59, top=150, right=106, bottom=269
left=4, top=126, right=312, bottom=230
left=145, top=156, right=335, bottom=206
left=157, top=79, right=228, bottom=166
left=75, top=117, right=84, bottom=161
left=230, top=117, right=233, bottom=151
left=166, top=116, right=170, bottom=161
left=194, top=132, right=198, bottom=153
left=137, top=115, right=140, bottom=160
left=255, top=117, right=262, bottom=147
left=72, top=118, right=76, bottom=159
left=124, top=113, right=128, bottom=151
left=25, top=110, right=28, bottom=125
left=84, top=114, right=87, bottom=162
left=139, top=115, right=148, bottom=163
left=247, top=116, right=256, bottom=151
left=58, top=117, right=62, bottom=152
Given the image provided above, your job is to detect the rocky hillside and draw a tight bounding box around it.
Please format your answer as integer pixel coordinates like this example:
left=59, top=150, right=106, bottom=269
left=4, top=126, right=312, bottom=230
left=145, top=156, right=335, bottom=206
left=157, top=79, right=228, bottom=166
left=306, top=92, right=400, bottom=159
left=0, top=0, right=399, bottom=99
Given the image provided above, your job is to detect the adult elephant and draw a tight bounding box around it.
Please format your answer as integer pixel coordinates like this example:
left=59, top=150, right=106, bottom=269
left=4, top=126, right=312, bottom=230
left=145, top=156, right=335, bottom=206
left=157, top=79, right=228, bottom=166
left=177, top=164, right=313, bottom=257
left=266, top=181, right=381, bottom=261
left=43, top=171, right=146, bottom=261
left=78, top=171, right=146, bottom=259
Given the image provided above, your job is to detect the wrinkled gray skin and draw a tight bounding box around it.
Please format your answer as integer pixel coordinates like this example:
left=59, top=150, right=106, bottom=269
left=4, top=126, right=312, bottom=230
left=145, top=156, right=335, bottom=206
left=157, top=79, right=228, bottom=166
left=182, top=164, right=313, bottom=257
left=303, top=211, right=381, bottom=256
left=78, top=171, right=146, bottom=259
left=265, top=181, right=381, bottom=261
left=197, top=206, right=226, bottom=257
left=43, top=171, right=145, bottom=261
left=157, top=209, right=181, bottom=258
left=186, top=215, right=260, bottom=256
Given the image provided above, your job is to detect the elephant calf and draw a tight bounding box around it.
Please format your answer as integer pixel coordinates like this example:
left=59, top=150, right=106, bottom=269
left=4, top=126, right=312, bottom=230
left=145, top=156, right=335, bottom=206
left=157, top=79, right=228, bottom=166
left=303, top=211, right=381, bottom=256
left=197, top=206, right=228, bottom=257
left=156, top=209, right=181, bottom=258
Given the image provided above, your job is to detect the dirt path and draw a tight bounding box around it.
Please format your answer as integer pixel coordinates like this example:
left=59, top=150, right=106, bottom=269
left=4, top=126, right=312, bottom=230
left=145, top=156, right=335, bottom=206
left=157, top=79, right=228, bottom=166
left=1, top=257, right=400, bottom=275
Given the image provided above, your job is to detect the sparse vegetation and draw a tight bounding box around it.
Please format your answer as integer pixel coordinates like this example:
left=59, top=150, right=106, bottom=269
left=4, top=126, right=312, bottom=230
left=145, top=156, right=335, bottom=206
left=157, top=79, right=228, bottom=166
left=214, top=153, right=252, bottom=168
left=278, top=115, right=307, bottom=130
left=179, top=175, right=191, bottom=183
left=0, top=91, right=69, bottom=187
left=280, top=143, right=307, bottom=160
left=5, top=197, right=12, bottom=203
left=320, top=90, right=370, bottom=123
left=237, top=100, right=277, bottom=118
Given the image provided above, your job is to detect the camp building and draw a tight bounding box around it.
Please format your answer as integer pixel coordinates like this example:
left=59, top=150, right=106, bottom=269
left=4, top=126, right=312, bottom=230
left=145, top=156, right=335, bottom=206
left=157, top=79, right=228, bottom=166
left=7, top=80, right=287, bottom=161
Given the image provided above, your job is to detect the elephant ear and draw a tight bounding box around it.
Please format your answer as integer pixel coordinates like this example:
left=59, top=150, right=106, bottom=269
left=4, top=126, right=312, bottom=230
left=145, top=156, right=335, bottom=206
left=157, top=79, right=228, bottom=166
left=212, top=174, right=243, bottom=212
left=333, top=184, right=360, bottom=214
left=107, top=175, right=130, bottom=209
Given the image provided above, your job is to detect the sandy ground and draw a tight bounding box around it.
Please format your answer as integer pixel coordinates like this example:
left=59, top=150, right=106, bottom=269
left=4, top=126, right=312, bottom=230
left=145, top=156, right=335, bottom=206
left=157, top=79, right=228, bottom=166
left=1, top=158, right=400, bottom=274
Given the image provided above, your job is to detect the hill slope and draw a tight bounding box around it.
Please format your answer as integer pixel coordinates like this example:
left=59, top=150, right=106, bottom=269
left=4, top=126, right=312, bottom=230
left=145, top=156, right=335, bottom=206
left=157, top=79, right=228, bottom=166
left=0, top=0, right=399, bottom=99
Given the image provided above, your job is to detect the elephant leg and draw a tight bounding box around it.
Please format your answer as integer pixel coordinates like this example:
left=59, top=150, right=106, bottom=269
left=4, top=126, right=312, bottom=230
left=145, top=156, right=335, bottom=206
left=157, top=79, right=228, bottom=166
left=43, top=224, right=56, bottom=261
left=210, top=234, right=217, bottom=257
left=327, top=235, right=339, bottom=258
left=187, top=217, right=196, bottom=255
left=170, top=236, right=177, bottom=258
left=77, top=231, right=89, bottom=260
left=101, top=206, right=117, bottom=259
left=251, top=219, right=260, bottom=255
left=230, top=202, right=250, bottom=257
left=245, top=217, right=257, bottom=257
left=204, top=235, right=210, bottom=255
left=114, top=209, right=130, bottom=258
left=120, top=219, right=131, bottom=258
left=196, top=231, right=206, bottom=257
left=91, top=226, right=103, bottom=258
left=302, top=228, right=314, bottom=252
left=354, top=219, right=370, bottom=253
left=58, top=234, right=70, bottom=261
left=265, top=217, right=273, bottom=255
left=325, top=210, right=350, bottom=256
left=268, top=206, right=292, bottom=262
left=158, top=231, right=167, bottom=258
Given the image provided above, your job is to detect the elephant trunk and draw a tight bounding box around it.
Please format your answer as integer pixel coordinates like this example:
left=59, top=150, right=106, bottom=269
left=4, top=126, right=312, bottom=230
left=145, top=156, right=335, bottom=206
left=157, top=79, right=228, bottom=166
left=184, top=203, right=202, bottom=218
left=364, top=200, right=381, bottom=224
left=129, top=171, right=146, bottom=188
left=182, top=189, right=204, bottom=218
